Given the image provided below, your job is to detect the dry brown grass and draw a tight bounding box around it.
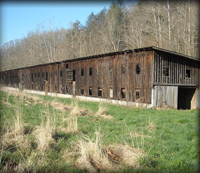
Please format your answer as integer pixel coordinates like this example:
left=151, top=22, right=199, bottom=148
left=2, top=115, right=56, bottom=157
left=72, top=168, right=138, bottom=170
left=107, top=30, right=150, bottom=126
left=69, top=100, right=91, bottom=116
left=50, top=99, right=66, bottom=112
left=107, top=144, right=145, bottom=168
left=13, top=151, right=48, bottom=173
left=1, top=109, right=30, bottom=150
left=147, top=118, right=156, bottom=132
left=3, top=89, right=43, bottom=106
left=55, top=104, right=80, bottom=133
left=2, top=98, right=12, bottom=107
left=74, top=130, right=146, bottom=173
left=33, top=114, right=55, bottom=152
left=129, top=132, right=151, bottom=138
left=95, top=103, right=113, bottom=120
left=66, top=116, right=78, bottom=133
left=75, top=130, right=116, bottom=173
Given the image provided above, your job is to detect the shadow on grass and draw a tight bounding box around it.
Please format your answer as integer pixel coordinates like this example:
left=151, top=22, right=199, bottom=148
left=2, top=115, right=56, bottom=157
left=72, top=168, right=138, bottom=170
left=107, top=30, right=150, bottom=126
left=52, top=132, right=75, bottom=142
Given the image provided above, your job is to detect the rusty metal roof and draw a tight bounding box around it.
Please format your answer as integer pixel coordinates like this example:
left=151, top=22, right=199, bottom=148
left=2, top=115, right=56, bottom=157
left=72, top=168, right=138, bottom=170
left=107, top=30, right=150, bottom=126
left=2, top=46, right=200, bottom=72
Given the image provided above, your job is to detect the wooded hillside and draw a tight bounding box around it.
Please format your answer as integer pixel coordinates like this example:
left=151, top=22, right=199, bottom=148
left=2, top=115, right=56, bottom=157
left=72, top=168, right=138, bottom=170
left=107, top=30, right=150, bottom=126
left=0, top=0, right=199, bottom=71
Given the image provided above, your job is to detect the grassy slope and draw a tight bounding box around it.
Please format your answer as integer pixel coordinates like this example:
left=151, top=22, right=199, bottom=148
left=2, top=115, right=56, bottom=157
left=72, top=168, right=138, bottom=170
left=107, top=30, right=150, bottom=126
left=0, top=91, right=198, bottom=173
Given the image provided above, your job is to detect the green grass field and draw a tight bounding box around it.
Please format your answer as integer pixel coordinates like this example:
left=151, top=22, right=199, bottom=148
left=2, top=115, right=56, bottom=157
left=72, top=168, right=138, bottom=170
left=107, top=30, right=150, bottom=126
left=0, top=90, right=199, bottom=173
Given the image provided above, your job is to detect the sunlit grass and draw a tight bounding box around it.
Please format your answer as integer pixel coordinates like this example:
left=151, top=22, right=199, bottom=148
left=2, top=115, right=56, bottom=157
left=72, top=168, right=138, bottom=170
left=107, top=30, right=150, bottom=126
left=0, top=90, right=198, bottom=172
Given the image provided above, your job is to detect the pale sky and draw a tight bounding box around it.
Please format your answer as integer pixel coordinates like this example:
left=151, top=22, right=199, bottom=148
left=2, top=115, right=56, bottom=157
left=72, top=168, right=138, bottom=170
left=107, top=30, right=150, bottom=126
left=1, top=1, right=113, bottom=46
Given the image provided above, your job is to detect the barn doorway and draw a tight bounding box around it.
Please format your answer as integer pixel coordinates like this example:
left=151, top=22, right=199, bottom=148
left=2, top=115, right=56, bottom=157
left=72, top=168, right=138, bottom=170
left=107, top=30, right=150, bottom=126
left=178, top=87, right=196, bottom=109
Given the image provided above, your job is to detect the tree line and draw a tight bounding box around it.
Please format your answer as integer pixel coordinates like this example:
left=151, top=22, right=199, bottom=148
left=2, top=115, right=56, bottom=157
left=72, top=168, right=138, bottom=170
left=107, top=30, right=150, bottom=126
left=0, top=0, right=199, bottom=71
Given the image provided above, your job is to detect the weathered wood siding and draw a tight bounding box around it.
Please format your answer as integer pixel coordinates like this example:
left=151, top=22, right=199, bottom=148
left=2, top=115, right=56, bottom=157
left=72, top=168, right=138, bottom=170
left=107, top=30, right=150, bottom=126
left=153, top=51, right=199, bottom=86
left=1, top=47, right=199, bottom=109
left=152, top=86, right=178, bottom=108
left=59, top=50, right=154, bottom=104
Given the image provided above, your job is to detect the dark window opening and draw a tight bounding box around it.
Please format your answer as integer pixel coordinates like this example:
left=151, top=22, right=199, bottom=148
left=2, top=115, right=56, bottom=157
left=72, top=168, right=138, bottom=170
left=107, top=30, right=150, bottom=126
left=89, top=86, right=92, bottom=96
left=163, top=67, right=169, bottom=77
left=186, top=69, right=191, bottom=78
left=98, top=87, right=102, bottom=97
left=66, top=86, right=69, bottom=93
left=121, top=65, right=126, bottom=74
left=136, top=64, right=141, bottom=74
left=42, top=73, right=44, bottom=78
left=136, top=91, right=140, bottom=100
left=89, top=68, right=92, bottom=76
left=121, top=88, right=126, bottom=98
left=66, top=64, right=68, bottom=69
left=81, top=69, right=84, bottom=76
left=46, top=72, right=48, bottom=81
left=73, top=70, right=76, bottom=81
left=38, top=73, right=40, bottom=78
left=81, top=87, right=84, bottom=95
left=60, top=70, right=62, bottom=77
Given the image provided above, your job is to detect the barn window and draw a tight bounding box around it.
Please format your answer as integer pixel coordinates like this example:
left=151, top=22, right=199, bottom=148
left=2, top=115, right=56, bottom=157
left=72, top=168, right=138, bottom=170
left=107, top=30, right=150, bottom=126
left=121, top=88, right=126, bottom=98
left=73, top=70, right=76, bottom=81
left=66, top=86, right=69, bottom=93
left=35, top=73, right=37, bottom=78
left=163, top=67, right=169, bottom=76
left=136, top=91, right=140, bottom=100
left=66, top=64, right=69, bottom=69
left=121, top=65, right=126, bottom=74
left=38, top=73, right=40, bottom=78
left=60, top=70, right=62, bottom=77
left=186, top=69, right=191, bottom=78
left=136, top=64, right=141, bottom=74
left=98, top=87, right=102, bottom=97
left=89, top=86, right=92, bottom=96
left=81, top=87, right=84, bottom=95
left=81, top=69, right=84, bottom=76
left=42, top=73, right=44, bottom=77
left=89, top=67, right=93, bottom=76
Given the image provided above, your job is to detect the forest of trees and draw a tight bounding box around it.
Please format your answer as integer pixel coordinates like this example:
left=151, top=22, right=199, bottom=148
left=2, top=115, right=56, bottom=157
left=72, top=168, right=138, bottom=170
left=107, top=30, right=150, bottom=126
left=0, top=0, right=199, bottom=71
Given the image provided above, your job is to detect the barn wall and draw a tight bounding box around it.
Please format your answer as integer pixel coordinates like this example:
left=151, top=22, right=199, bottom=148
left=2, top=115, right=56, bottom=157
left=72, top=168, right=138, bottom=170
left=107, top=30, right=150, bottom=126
left=0, top=50, right=154, bottom=105
left=152, top=86, right=178, bottom=109
left=2, top=47, right=199, bottom=110
left=63, top=50, right=154, bottom=104
left=196, top=89, right=200, bottom=109
left=153, top=51, right=199, bottom=86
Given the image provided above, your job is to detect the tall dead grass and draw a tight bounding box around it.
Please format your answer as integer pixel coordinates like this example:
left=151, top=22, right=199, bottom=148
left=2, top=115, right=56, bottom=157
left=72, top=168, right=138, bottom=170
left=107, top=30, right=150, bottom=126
left=147, top=118, right=156, bottom=132
left=74, top=130, right=145, bottom=173
left=34, top=112, right=55, bottom=152
left=1, top=109, right=30, bottom=150
left=75, top=130, right=116, bottom=173
left=95, top=102, right=113, bottom=120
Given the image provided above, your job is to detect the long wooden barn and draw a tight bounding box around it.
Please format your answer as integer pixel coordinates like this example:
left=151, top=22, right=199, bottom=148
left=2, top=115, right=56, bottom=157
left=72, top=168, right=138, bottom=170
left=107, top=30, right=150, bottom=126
left=0, top=46, right=200, bottom=109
